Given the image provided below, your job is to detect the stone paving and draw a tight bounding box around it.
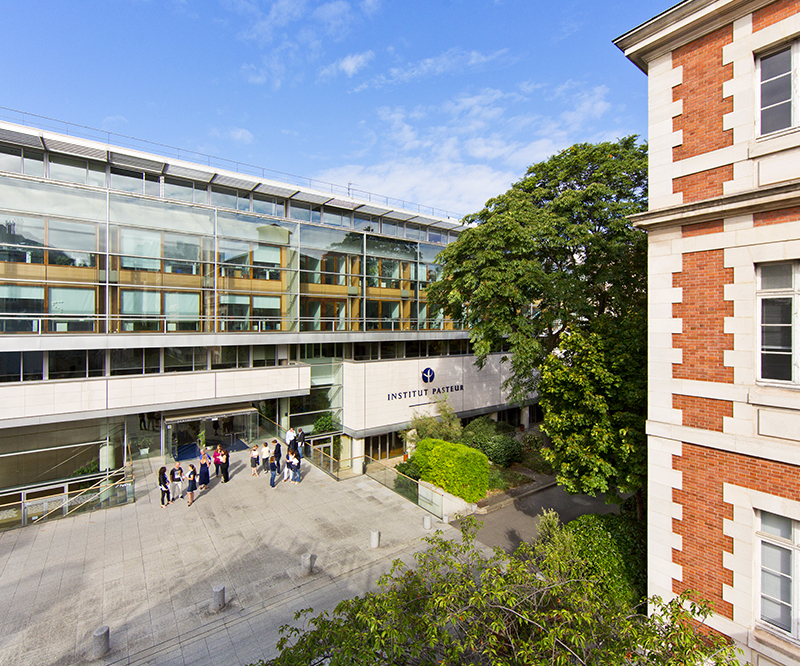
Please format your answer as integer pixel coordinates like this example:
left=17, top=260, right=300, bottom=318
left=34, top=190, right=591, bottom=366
left=0, top=450, right=470, bottom=666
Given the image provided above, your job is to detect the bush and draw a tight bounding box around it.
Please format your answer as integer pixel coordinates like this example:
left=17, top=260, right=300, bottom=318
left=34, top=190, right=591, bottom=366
left=565, top=512, right=647, bottom=607
left=461, top=416, right=523, bottom=467
left=395, top=458, right=421, bottom=480
left=413, top=438, right=488, bottom=503
left=312, top=412, right=337, bottom=435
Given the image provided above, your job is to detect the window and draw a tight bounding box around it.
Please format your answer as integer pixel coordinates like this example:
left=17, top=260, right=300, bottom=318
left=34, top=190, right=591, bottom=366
left=758, top=263, right=796, bottom=382
left=760, top=46, right=795, bottom=135
left=759, top=511, right=800, bottom=637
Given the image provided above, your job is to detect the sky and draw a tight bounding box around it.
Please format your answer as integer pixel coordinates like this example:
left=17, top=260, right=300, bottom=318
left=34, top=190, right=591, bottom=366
left=0, top=0, right=670, bottom=218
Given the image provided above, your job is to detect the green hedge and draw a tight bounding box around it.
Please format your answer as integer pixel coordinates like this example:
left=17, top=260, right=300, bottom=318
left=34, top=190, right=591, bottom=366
left=461, top=416, right=523, bottom=468
left=413, top=438, right=489, bottom=503
left=565, top=512, right=647, bottom=608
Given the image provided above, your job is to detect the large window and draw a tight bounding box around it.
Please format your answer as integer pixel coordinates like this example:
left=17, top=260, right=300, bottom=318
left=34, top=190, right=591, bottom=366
left=759, top=511, right=800, bottom=637
left=760, top=46, right=796, bottom=136
left=759, top=263, right=796, bottom=382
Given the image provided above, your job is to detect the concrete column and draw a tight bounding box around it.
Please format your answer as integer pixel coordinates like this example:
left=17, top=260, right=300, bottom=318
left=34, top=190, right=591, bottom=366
left=211, top=585, right=226, bottom=612
left=92, top=626, right=110, bottom=659
left=520, top=406, right=530, bottom=430
left=351, top=437, right=365, bottom=475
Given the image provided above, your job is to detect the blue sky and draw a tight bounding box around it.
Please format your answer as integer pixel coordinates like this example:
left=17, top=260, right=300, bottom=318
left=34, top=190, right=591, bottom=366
left=0, top=0, right=667, bottom=217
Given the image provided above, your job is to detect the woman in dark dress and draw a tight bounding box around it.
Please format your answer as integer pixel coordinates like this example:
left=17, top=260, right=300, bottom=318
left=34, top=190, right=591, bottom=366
left=157, top=466, right=170, bottom=508
left=219, top=448, right=229, bottom=483
left=186, top=464, right=197, bottom=506
left=198, top=449, right=211, bottom=490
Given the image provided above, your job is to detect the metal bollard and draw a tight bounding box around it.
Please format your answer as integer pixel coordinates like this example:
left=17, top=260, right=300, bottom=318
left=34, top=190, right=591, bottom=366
left=423, top=515, right=431, bottom=530
left=92, top=625, right=110, bottom=659
left=211, top=585, right=226, bottom=612
left=370, top=529, right=381, bottom=549
left=301, top=553, right=313, bottom=576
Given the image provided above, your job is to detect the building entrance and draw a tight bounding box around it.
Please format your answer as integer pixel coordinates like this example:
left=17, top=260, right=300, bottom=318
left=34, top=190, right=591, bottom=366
left=163, top=406, right=257, bottom=461
left=365, top=431, right=403, bottom=461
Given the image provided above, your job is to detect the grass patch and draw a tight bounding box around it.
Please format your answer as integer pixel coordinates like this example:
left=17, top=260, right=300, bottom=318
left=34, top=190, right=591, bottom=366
left=520, top=433, right=554, bottom=475
left=487, top=465, right=530, bottom=493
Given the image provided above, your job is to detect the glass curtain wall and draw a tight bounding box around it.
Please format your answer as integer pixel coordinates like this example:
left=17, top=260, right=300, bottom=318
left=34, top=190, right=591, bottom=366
left=0, top=167, right=459, bottom=334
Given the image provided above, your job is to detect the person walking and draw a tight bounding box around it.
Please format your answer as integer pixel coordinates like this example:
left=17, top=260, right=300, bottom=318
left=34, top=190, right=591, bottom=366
left=295, top=429, right=305, bottom=481
left=213, top=445, right=222, bottom=478
left=272, top=439, right=282, bottom=475
left=157, top=466, right=170, bottom=508
left=269, top=455, right=278, bottom=488
left=186, top=464, right=197, bottom=506
left=260, top=441, right=270, bottom=475
left=169, top=461, right=185, bottom=501
left=250, top=445, right=260, bottom=477
left=283, top=449, right=295, bottom=483
left=198, top=449, right=211, bottom=490
left=219, top=448, right=229, bottom=483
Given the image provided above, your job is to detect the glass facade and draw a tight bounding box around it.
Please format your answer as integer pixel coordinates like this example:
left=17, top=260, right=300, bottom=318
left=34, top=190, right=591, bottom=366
left=0, top=165, right=460, bottom=334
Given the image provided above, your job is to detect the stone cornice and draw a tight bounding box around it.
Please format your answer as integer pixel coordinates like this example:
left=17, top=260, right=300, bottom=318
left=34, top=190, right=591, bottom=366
left=614, top=0, right=774, bottom=72
left=631, top=179, right=800, bottom=229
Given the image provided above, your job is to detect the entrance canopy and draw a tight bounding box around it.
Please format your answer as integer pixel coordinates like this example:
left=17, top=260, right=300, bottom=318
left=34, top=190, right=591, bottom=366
left=163, top=404, right=257, bottom=425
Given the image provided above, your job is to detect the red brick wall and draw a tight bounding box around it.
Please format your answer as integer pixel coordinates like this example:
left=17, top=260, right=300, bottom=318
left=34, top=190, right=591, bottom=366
left=754, top=206, right=800, bottom=227
left=673, top=165, right=733, bottom=203
left=673, top=250, right=734, bottom=383
left=673, top=25, right=733, bottom=162
left=673, top=443, right=800, bottom=621
left=673, top=394, right=733, bottom=432
left=682, top=219, right=724, bottom=237
left=754, top=0, right=800, bottom=31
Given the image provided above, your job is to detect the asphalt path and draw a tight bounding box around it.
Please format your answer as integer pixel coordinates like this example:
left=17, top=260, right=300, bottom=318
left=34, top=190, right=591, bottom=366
left=458, top=484, right=620, bottom=553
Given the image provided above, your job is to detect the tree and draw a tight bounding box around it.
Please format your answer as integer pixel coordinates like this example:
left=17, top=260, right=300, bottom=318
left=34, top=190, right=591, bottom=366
left=427, top=137, right=647, bottom=402
left=426, top=137, right=648, bottom=505
left=250, top=514, right=743, bottom=666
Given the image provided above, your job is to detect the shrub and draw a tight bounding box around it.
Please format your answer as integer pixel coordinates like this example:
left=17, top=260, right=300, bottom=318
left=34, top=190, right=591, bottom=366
left=312, top=412, right=337, bottom=435
left=461, top=416, right=523, bottom=467
left=565, top=512, right=647, bottom=608
left=403, top=399, right=463, bottom=444
left=393, top=460, right=420, bottom=503
left=414, top=438, right=488, bottom=503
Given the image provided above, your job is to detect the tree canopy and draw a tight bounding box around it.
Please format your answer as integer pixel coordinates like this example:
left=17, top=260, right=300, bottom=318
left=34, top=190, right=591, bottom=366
left=426, top=137, right=648, bottom=504
left=252, top=514, right=741, bottom=666
left=427, top=136, right=647, bottom=402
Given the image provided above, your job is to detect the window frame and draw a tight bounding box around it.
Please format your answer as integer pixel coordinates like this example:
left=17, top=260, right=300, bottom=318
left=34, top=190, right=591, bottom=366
left=757, top=262, right=798, bottom=384
left=758, top=510, right=800, bottom=641
left=758, top=42, right=800, bottom=137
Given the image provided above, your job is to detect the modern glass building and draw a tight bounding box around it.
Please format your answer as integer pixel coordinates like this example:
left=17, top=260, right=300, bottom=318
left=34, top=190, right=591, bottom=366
left=0, top=119, right=518, bottom=517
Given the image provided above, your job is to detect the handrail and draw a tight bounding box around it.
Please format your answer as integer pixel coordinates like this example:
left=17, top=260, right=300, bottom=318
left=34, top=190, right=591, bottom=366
left=38, top=473, right=130, bottom=523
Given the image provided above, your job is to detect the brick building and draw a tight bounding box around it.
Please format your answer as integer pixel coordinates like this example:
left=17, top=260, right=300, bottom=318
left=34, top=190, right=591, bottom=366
left=615, top=1, right=800, bottom=663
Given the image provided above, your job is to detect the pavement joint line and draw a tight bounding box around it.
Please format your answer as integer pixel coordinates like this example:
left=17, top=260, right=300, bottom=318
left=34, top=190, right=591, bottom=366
left=109, top=529, right=461, bottom=666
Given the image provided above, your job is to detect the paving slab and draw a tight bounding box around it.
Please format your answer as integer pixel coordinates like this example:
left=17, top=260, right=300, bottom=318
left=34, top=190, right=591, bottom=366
left=0, top=449, right=479, bottom=666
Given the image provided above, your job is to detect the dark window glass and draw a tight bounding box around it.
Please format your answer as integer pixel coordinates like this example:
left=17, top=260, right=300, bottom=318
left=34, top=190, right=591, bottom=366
left=22, top=351, right=43, bottom=381
left=111, top=348, right=143, bottom=376
left=380, top=341, right=397, bottom=359
left=49, top=350, right=86, bottom=380
left=88, top=350, right=104, bottom=377
left=761, top=48, right=793, bottom=134
left=0, top=352, right=20, bottom=382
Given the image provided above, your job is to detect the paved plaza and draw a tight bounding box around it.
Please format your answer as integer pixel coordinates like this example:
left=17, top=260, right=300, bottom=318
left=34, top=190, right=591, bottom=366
left=0, top=450, right=469, bottom=666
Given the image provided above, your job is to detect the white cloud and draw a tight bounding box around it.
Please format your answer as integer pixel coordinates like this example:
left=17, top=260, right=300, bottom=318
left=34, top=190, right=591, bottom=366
left=312, top=1, right=353, bottom=37
left=315, top=159, right=516, bottom=217
left=101, top=115, right=128, bottom=129
left=228, top=127, right=254, bottom=144
left=360, top=0, right=380, bottom=15
left=319, top=50, right=374, bottom=79
left=355, top=48, right=510, bottom=90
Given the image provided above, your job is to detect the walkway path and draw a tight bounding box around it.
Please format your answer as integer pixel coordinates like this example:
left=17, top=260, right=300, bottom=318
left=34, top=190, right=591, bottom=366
left=0, top=450, right=470, bottom=666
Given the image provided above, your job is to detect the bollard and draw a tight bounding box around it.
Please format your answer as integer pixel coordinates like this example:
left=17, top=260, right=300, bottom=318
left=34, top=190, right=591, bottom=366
left=442, top=513, right=450, bottom=524
left=370, top=529, right=381, bottom=549
left=211, top=585, right=226, bottom=612
left=301, top=553, right=313, bottom=576
left=423, top=515, right=431, bottom=530
left=92, top=625, right=110, bottom=659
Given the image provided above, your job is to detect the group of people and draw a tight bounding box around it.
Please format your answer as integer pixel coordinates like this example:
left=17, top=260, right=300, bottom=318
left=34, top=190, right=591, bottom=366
left=156, top=429, right=305, bottom=508
left=250, top=427, right=305, bottom=488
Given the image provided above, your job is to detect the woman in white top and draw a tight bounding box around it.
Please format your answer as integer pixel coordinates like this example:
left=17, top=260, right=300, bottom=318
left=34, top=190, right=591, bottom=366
left=283, top=450, right=295, bottom=483
left=260, top=441, right=270, bottom=475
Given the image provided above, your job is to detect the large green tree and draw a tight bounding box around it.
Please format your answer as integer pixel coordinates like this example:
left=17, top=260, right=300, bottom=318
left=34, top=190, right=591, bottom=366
left=427, top=137, right=648, bottom=504
left=252, top=514, right=742, bottom=666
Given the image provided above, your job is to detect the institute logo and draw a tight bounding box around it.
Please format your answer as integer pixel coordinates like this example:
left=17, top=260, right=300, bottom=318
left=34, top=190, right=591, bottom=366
left=421, top=367, right=435, bottom=383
